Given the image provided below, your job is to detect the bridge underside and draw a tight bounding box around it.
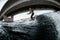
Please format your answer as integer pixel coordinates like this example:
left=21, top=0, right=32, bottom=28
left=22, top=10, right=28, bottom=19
left=0, top=0, right=60, bottom=20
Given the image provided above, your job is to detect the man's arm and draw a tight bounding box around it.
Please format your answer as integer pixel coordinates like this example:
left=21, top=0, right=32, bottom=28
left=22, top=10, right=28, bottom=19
left=27, top=8, right=32, bottom=14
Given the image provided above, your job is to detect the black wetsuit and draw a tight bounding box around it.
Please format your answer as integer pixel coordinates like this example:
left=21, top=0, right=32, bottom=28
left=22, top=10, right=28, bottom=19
left=31, top=10, right=34, bottom=20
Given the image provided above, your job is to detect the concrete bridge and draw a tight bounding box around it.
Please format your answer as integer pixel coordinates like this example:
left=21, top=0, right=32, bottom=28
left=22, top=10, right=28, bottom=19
left=0, top=0, right=60, bottom=21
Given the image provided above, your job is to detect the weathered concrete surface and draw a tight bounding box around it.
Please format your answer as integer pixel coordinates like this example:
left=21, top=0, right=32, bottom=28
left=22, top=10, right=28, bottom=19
left=0, top=0, right=60, bottom=20
left=3, top=15, right=13, bottom=22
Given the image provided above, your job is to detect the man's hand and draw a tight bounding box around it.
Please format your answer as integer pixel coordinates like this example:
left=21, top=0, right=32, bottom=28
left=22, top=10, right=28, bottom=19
left=27, top=11, right=32, bottom=15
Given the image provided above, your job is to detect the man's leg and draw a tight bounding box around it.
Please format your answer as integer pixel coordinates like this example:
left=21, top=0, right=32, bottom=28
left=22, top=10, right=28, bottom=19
left=31, top=13, right=34, bottom=20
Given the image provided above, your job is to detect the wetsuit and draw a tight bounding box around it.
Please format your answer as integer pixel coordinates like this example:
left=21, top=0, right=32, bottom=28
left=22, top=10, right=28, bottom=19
left=31, top=10, right=34, bottom=20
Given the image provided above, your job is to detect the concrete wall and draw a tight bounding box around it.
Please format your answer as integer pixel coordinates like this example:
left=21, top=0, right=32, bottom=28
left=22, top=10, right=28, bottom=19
left=3, top=15, right=13, bottom=22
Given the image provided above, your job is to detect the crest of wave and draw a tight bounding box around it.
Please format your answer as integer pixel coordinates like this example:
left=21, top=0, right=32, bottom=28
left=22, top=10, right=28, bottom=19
left=43, top=11, right=60, bottom=40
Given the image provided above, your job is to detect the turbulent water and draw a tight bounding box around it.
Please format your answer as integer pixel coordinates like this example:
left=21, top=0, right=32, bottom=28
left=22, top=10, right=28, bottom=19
left=0, top=12, right=60, bottom=40
left=43, top=12, right=60, bottom=40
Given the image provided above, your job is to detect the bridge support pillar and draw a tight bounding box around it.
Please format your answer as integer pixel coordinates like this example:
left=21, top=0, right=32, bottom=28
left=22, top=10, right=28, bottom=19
left=3, top=15, right=14, bottom=22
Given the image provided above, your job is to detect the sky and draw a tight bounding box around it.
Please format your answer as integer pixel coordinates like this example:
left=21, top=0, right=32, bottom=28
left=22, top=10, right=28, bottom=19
left=0, top=0, right=8, bottom=11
